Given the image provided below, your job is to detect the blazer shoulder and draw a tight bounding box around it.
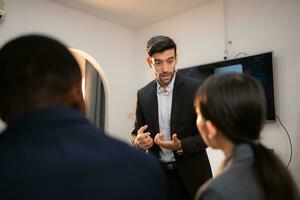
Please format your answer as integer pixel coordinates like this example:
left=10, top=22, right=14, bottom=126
left=137, top=80, right=156, bottom=96
left=176, top=73, right=201, bottom=93
left=200, top=158, right=263, bottom=199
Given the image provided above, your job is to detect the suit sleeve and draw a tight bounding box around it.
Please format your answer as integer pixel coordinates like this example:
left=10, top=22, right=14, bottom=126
left=180, top=134, right=207, bottom=156
left=131, top=91, right=145, bottom=142
left=176, top=77, right=207, bottom=157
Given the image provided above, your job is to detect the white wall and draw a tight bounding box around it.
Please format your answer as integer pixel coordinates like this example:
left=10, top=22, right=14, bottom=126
left=134, top=0, right=226, bottom=176
left=135, top=0, right=300, bottom=187
left=226, top=0, right=300, bottom=188
left=0, top=0, right=137, bottom=142
left=1, top=0, right=299, bottom=187
left=135, top=0, right=226, bottom=88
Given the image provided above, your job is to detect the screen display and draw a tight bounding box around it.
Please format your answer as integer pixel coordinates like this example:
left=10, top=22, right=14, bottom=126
left=178, top=52, right=275, bottom=120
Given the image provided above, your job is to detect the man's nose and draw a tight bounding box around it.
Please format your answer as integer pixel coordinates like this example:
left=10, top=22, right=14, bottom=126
left=162, top=62, right=168, bottom=72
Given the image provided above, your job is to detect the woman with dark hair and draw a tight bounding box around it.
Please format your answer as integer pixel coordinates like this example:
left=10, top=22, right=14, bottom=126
left=194, top=73, right=299, bottom=200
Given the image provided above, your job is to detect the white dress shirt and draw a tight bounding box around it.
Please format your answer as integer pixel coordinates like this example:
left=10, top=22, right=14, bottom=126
left=157, top=73, right=176, bottom=163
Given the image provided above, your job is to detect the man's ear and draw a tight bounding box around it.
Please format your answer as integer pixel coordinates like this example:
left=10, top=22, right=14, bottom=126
left=64, top=84, right=86, bottom=114
left=146, top=56, right=152, bottom=68
left=205, top=120, right=218, bottom=140
left=175, top=53, right=179, bottom=64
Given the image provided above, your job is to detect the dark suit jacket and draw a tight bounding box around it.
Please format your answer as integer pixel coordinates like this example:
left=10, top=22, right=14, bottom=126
left=0, top=107, right=167, bottom=200
left=132, top=73, right=212, bottom=198
left=195, top=144, right=265, bottom=200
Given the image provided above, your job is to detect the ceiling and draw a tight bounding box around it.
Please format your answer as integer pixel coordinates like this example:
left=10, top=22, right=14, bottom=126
left=51, top=0, right=212, bottom=29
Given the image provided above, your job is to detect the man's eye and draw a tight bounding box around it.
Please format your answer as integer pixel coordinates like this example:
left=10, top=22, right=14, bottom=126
left=167, top=59, right=174, bottom=64
left=155, top=61, right=161, bottom=65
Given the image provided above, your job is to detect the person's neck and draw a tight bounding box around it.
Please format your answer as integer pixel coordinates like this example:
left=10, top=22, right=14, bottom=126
left=220, top=138, right=236, bottom=159
left=159, top=83, right=168, bottom=91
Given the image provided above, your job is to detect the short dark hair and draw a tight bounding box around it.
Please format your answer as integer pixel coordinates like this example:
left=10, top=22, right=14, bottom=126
left=0, top=35, right=82, bottom=121
left=146, top=35, right=177, bottom=57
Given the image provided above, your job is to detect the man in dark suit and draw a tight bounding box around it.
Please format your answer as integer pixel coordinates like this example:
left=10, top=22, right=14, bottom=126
left=0, top=35, right=167, bottom=200
left=132, top=35, right=212, bottom=200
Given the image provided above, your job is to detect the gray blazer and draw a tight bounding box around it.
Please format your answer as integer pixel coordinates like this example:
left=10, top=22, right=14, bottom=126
left=195, top=144, right=265, bottom=200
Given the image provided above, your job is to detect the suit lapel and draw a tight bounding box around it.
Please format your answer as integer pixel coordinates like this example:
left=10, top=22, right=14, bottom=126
left=171, top=74, right=185, bottom=132
left=148, top=81, right=159, bottom=135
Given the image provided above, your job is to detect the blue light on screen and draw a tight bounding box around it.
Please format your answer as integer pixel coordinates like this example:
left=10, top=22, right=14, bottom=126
left=214, top=64, right=243, bottom=74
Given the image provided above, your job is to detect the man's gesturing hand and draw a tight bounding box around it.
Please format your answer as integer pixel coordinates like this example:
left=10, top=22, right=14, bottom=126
left=154, top=133, right=182, bottom=151
left=134, top=125, right=153, bottom=150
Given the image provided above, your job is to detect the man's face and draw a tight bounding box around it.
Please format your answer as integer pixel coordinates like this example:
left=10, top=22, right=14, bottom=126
left=147, top=49, right=177, bottom=88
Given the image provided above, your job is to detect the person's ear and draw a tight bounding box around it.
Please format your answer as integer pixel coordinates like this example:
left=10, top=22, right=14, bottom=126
left=205, top=120, right=218, bottom=140
left=175, top=53, right=179, bottom=64
left=146, top=56, right=152, bottom=68
left=64, top=84, right=86, bottom=114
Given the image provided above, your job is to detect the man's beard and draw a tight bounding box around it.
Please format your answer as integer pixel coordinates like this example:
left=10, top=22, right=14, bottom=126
left=157, top=71, right=174, bottom=87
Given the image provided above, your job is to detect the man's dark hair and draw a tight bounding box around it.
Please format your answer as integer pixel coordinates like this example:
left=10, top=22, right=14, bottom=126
left=0, top=35, right=82, bottom=122
left=146, top=35, right=177, bottom=57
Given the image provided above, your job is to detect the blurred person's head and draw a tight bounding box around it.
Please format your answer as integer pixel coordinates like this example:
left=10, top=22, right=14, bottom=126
left=146, top=35, right=177, bottom=88
left=0, top=35, right=85, bottom=123
left=194, top=73, right=266, bottom=152
left=194, top=73, right=299, bottom=200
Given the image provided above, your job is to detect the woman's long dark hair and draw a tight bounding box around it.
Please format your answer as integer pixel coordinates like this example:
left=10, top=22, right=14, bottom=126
left=195, top=73, right=299, bottom=200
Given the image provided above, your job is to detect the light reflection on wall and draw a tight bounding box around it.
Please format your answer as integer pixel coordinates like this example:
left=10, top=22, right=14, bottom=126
left=69, top=48, right=110, bottom=132
left=82, top=77, right=86, bottom=100
left=70, top=49, right=86, bottom=101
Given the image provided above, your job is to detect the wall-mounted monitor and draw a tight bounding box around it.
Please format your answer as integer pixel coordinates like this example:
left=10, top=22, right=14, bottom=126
left=178, top=52, right=275, bottom=121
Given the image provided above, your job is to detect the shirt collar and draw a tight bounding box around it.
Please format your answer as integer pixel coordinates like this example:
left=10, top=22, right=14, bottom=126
left=157, top=72, right=176, bottom=94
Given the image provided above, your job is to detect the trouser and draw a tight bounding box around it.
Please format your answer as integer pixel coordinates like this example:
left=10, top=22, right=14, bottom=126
left=161, top=162, right=192, bottom=200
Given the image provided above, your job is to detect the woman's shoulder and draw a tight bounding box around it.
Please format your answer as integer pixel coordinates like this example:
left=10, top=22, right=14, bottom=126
left=196, top=147, right=265, bottom=200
